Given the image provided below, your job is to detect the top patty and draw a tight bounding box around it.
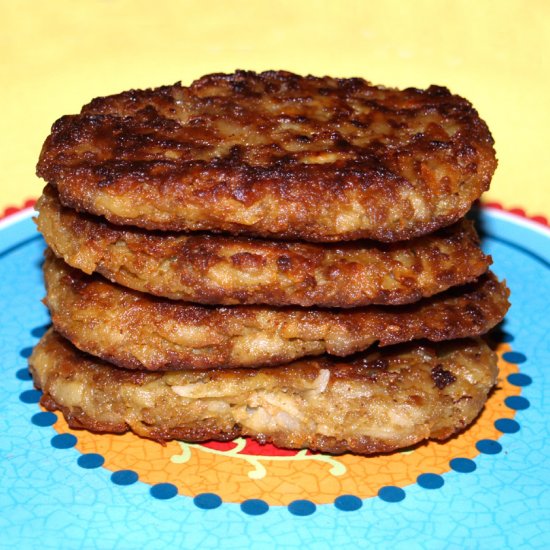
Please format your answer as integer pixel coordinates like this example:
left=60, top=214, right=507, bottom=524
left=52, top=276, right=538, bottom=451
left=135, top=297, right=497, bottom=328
left=36, top=70, right=496, bottom=242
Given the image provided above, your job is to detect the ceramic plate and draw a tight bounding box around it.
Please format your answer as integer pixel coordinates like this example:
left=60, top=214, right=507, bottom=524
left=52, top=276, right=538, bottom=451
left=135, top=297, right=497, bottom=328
left=1, top=206, right=548, bottom=549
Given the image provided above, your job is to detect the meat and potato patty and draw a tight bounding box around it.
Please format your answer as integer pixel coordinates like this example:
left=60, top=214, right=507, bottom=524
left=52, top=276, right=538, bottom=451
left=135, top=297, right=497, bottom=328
left=30, top=330, right=498, bottom=454
left=44, top=251, right=509, bottom=371
left=36, top=70, right=496, bottom=243
left=36, top=186, right=491, bottom=307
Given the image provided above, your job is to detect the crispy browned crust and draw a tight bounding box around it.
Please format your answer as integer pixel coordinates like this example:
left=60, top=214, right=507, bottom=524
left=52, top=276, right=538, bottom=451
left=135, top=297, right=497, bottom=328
left=43, top=251, right=509, bottom=370
left=36, top=70, right=496, bottom=242
left=30, top=330, right=498, bottom=454
left=36, top=186, right=492, bottom=307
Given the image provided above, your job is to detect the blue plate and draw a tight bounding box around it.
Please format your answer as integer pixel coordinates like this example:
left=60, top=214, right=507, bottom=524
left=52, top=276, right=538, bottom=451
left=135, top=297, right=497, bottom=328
left=1, top=207, right=548, bottom=549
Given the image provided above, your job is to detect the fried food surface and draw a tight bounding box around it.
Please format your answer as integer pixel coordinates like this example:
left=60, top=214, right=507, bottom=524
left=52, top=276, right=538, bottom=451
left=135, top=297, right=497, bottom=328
left=36, top=71, right=496, bottom=242
left=44, top=251, right=509, bottom=370
left=36, top=187, right=491, bottom=307
left=30, top=330, right=498, bottom=454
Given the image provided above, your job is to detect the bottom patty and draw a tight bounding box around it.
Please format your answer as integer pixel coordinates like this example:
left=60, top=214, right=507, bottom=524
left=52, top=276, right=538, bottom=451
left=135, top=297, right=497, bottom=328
left=29, top=330, right=498, bottom=455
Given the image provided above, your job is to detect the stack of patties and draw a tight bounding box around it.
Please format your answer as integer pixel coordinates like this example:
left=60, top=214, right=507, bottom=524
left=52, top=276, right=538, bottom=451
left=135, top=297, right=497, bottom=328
left=29, top=71, right=509, bottom=455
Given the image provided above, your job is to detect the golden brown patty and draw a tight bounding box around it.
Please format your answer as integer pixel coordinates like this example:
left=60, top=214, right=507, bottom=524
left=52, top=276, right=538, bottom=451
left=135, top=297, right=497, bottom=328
left=30, top=330, right=498, bottom=454
left=36, top=70, right=496, bottom=242
left=44, top=251, right=509, bottom=371
left=36, top=187, right=491, bottom=307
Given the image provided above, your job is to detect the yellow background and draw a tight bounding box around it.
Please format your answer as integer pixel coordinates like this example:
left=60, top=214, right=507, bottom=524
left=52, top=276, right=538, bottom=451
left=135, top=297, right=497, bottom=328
left=2, top=0, right=548, bottom=216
